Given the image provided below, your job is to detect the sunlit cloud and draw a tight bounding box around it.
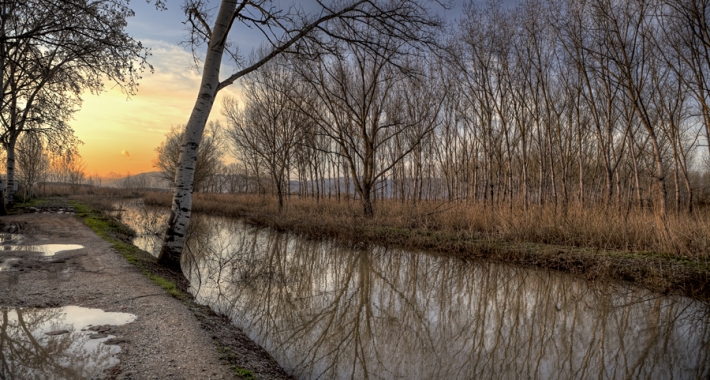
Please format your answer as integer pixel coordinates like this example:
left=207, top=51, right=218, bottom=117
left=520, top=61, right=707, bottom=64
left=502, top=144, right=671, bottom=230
left=72, top=39, right=243, bottom=176
left=121, top=150, right=131, bottom=158
left=147, top=128, right=172, bottom=134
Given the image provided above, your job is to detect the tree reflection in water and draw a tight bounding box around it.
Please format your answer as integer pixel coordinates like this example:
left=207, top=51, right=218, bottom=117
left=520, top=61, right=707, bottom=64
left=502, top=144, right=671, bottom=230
left=124, top=204, right=710, bottom=380
left=0, top=307, right=125, bottom=379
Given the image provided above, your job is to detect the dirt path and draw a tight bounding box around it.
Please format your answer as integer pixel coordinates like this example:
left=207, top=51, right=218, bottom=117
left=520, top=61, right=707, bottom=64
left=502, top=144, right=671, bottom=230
left=0, top=211, right=236, bottom=379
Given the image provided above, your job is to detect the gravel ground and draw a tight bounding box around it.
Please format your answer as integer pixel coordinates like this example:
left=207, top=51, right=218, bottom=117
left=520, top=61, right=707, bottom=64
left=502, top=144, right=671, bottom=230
left=0, top=209, right=291, bottom=380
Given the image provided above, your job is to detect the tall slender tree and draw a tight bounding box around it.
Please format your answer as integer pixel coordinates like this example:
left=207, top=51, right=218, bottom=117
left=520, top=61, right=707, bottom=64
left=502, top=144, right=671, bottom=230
left=158, top=0, right=443, bottom=269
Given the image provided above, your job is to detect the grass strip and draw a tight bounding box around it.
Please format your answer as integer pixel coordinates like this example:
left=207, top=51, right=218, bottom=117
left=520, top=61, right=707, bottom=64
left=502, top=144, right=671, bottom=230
left=216, top=343, right=256, bottom=379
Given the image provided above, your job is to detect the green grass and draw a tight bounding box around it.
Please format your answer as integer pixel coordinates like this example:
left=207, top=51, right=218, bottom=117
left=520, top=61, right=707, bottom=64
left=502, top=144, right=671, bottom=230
left=147, top=273, right=182, bottom=298
left=70, top=200, right=188, bottom=300
left=15, top=197, right=50, bottom=207
left=216, top=343, right=255, bottom=379
left=11, top=196, right=56, bottom=215
left=233, top=367, right=255, bottom=380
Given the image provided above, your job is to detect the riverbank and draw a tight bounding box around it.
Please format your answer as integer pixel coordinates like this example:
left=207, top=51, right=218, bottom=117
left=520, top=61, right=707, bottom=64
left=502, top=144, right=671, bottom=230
left=136, top=192, right=710, bottom=302
left=4, top=197, right=292, bottom=380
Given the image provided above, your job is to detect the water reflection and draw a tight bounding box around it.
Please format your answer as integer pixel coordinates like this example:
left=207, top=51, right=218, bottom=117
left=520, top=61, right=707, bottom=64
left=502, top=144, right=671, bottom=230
left=0, top=306, right=136, bottom=379
left=122, top=204, right=710, bottom=380
left=0, top=244, right=84, bottom=256
left=112, top=201, right=167, bottom=256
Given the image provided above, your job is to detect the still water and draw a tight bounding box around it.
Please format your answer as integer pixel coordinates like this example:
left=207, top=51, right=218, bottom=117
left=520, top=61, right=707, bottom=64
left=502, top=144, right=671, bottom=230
left=0, top=244, right=84, bottom=256
left=118, top=201, right=710, bottom=380
left=0, top=306, right=136, bottom=379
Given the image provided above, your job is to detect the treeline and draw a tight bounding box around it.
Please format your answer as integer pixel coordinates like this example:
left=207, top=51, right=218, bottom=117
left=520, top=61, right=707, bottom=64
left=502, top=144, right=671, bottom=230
left=215, top=0, right=710, bottom=220
left=6, top=133, right=93, bottom=199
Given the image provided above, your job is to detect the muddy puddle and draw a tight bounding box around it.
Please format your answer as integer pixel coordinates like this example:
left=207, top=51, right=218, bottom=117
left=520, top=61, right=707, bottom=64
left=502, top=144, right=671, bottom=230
left=0, top=236, right=83, bottom=271
left=0, top=244, right=84, bottom=256
left=0, top=257, right=21, bottom=271
left=0, top=306, right=136, bottom=379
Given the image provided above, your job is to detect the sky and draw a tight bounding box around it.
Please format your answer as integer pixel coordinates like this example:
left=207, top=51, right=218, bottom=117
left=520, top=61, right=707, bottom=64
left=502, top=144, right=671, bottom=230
left=71, top=0, right=517, bottom=177
left=72, top=0, right=253, bottom=177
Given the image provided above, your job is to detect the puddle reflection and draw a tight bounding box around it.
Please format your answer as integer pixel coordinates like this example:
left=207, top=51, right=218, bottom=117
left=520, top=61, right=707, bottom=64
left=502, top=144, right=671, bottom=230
left=0, top=244, right=84, bottom=256
left=0, top=306, right=136, bottom=379
left=121, top=203, right=710, bottom=380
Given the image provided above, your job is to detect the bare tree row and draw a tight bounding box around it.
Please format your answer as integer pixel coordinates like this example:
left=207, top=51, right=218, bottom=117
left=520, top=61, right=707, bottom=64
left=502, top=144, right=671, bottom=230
left=220, top=0, right=710, bottom=221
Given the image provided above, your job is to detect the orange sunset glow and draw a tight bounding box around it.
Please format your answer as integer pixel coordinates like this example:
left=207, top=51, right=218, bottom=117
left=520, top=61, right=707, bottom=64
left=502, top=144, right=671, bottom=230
left=71, top=41, right=241, bottom=178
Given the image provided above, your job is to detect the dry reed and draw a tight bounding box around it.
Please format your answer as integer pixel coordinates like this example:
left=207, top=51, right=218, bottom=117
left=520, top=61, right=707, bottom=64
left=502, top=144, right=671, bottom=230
left=144, top=192, right=710, bottom=259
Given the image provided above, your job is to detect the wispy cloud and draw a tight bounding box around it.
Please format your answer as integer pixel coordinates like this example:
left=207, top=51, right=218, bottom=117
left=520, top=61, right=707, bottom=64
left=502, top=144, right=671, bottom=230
left=72, top=39, right=243, bottom=175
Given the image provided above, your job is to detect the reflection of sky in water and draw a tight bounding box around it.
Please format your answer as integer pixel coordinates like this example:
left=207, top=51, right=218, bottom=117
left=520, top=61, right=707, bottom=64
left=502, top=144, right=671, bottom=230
left=0, top=306, right=136, bottom=379
left=120, top=202, right=710, bottom=380
left=112, top=201, right=167, bottom=257
left=0, top=244, right=84, bottom=256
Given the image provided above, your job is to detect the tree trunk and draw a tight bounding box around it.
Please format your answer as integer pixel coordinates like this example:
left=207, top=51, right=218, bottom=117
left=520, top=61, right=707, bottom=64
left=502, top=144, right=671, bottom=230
left=362, top=190, right=374, bottom=218
left=577, top=134, right=584, bottom=205
left=684, top=171, right=694, bottom=214
left=673, top=158, right=681, bottom=214
left=274, top=169, right=284, bottom=213
left=647, top=131, right=668, bottom=222
left=158, top=0, right=236, bottom=270
left=4, top=137, right=17, bottom=207
left=629, top=137, right=642, bottom=208
left=521, top=133, right=529, bottom=210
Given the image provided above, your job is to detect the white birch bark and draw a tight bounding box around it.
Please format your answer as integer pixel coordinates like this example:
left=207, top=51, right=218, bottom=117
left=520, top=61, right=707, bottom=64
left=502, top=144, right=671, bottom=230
left=157, top=0, right=236, bottom=269
left=4, top=137, right=16, bottom=205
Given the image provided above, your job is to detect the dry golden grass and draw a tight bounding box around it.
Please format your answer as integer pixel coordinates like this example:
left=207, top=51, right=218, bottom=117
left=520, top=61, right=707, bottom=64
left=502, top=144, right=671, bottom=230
left=54, top=187, right=154, bottom=213
left=144, top=192, right=710, bottom=260
left=34, top=183, right=149, bottom=199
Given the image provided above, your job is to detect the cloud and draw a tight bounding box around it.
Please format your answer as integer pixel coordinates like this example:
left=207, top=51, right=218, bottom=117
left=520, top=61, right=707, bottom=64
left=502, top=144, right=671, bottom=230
left=147, top=128, right=172, bottom=134
left=72, top=39, right=244, bottom=175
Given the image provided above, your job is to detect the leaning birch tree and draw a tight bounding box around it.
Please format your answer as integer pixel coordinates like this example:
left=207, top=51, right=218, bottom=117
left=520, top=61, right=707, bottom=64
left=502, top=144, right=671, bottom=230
left=157, top=0, right=443, bottom=269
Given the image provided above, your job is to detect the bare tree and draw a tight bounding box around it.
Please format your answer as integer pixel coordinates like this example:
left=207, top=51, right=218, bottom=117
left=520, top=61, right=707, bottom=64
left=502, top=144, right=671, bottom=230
left=15, top=132, right=48, bottom=199
left=157, top=0, right=443, bottom=269
left=586, top=0, right=670, bottom=220
left=658, top=0, right=710, bottom=161
left=224, top=56, right=309, bottom=211
left=222, top=162, right=245, bottom=194
left=296, top=29, right=440, bottom=217
left=48, top=148, right=86, bottom=193
left=154, top=122, right=224, bottom=191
